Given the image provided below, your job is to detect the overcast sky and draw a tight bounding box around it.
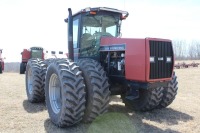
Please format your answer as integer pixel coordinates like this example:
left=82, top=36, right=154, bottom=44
left=0, top=0, right=200, bottom=62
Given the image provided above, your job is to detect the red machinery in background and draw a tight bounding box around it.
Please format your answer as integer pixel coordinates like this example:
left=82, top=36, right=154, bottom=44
left=0, top=49, right=4, bottom=74
left=20, top=47, right=44, bottom=74
left=20, top=47, right=67, bottom=74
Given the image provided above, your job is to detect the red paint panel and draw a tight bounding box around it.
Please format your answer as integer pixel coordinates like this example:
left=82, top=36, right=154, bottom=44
left=101, top=37, right=146, bottom=82
left=2, top=61, right=4, bottom=70
left=101, top=37, right=173, bottom=82
left=1, top=61, right=4, bottom=70
left=22, top=49, right=31, bottom=63
left=42, top=52, right=44, bottom=60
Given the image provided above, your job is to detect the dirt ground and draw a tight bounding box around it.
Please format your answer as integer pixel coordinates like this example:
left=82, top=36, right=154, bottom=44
left=0, top=66, right=200, bottom=133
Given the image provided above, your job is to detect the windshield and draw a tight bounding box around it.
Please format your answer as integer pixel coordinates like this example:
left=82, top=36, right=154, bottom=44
left=31, top=50, right=43, bottom=59
left=80, top=14, right=120, bottom=57
left=82, top=14, right=118, bottom=36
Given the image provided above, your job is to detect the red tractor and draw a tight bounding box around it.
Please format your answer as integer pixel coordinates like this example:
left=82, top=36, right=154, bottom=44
left=0, top=49, right=4, bottom=74
left=20, top=47, right=44, bottom=74
left=25, top=7, right=178, bottom=127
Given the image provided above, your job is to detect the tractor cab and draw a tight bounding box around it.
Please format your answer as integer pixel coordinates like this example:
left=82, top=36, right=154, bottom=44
left=65, top=7, right=128, bottom=61
left=30, top=47, right=43, bottom=59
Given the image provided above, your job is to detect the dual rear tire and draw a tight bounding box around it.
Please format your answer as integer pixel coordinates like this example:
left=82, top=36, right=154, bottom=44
left=26, top=58, right=110, bottom=127
left=25, top=59, right=47, bottom=102
left=45, top=59, right=86, bottom=127
left=77, top=59, right=110, bottom=122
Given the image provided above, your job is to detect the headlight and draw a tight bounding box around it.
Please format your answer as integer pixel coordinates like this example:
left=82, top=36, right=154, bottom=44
left=150, top=57, right=155, bottom=63
left=166, top=57, right=172, bottom=63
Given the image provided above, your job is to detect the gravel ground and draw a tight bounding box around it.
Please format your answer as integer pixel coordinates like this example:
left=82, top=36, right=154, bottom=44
left=0, top=66, right=199, bottom=133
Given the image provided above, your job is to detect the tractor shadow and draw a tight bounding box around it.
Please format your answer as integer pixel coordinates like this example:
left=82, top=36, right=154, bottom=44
left=109, top=96, right=193, bottom=124
left=23, top=100, right=46, bottom=113
left=109, top=96, right=193, bottom=133
left=44, top=119, right=90, bottom=133
left=109, top=104, right=193, bottom=125
left=43, top=96, right=193, bottom=133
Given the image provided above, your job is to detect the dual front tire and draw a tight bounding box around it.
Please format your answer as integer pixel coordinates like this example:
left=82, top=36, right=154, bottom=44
left=122, top=72, right=178, bottom=111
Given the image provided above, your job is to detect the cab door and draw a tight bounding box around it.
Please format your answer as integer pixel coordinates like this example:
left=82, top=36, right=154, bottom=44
left=72, top=16, right=81, bottom=61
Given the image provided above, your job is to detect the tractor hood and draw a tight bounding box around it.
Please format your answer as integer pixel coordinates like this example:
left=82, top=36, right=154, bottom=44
left=100, top=37, right=174, bottom=82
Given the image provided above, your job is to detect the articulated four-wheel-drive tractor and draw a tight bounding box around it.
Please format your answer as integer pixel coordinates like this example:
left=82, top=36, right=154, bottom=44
left=25, top=7, right=178, bottom=127
left=0, top=49, right=4, bottom=74
left=20, top=47, right=44, bottom=74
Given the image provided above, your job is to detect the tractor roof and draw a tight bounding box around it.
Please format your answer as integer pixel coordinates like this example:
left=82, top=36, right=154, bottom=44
left=30, top=47, right=43, bottom=50
left=65, top=7, right=129, bottom=22
left=74, top=7, right=128, bottom=16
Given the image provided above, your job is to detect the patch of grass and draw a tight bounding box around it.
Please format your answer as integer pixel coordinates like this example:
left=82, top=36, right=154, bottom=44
left=87, top=112, right=137, bottom=133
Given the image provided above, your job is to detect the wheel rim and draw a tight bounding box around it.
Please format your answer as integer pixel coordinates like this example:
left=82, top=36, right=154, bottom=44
left=49, top=73, right=61, bottom=114
left=28, top=68, right=33, bottom=94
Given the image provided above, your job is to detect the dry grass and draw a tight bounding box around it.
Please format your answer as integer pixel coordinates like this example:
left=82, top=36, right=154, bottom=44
left=175, top=60, right=200, bottom=63
left=0, top=66, right=200, bottom=133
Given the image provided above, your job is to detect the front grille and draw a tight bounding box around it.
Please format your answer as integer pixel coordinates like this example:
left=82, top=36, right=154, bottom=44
left=149, top=40, right=173, bottom=79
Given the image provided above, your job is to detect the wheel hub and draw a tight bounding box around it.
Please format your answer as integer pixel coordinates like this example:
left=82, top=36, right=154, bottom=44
left=49, top=74, right=62, bottom=114
left=27, top=68, right=33, bottom=94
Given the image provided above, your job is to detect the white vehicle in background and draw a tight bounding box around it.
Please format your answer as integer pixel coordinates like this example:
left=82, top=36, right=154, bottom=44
left=44, top=50, right=68, bottom=59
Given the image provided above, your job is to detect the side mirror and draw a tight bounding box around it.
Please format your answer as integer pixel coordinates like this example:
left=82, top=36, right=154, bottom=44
left=64, top=18, right=68, bottom=23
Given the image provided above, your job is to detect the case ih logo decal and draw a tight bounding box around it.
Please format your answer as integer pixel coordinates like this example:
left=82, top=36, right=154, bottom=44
left=158, top=57, right=164, bottom=61
left=100, top=44, right=126, bottom=51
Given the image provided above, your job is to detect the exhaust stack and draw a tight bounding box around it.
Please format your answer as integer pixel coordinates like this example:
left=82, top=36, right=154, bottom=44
left=67, top=8, right=74, bottom=60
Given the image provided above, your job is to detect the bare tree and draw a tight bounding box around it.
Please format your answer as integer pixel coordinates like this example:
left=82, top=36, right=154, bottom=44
left=195, top=42, right=200, bottom=59
left=188, top=44, right=196, bottom=59
left=172, top=40, right=187, bottom=60
left=189, top=40, right=200, bottom=59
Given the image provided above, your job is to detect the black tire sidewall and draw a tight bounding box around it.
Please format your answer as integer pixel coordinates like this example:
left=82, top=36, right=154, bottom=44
left=77, top=58, right=110, bottom=122
left=45, top=64, right=62, bottom=125
left=81, top=68, right=94, bottom=119
left=25, top=59, right=46, bottom=102
left=0, top=63, right=2, bottom=73
left=25, top=62, right=33, bottom=101
left=20, top=63, right=26, bottom=74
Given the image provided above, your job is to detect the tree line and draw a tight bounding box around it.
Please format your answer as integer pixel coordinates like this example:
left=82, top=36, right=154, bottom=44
left=172, top=40, right=200, bottom=60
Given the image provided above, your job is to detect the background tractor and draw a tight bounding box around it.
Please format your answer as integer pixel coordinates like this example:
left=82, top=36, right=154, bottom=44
left=0, top=49, right=5, bottom=74
left=20, top=47, right=67, bottom=74
left=20, top=47, right=44, bottom=74
left=25, top=7, right=178, bottom=127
